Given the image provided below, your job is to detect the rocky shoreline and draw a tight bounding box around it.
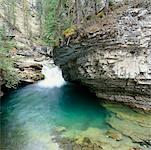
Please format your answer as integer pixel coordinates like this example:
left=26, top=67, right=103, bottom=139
left=0, top=0, right=53, bottom=98
left=54, top=0, right=151, bottom=111
left=50, top=104, right=151, bottom=150
left=0, top=46, right=53, bottom=98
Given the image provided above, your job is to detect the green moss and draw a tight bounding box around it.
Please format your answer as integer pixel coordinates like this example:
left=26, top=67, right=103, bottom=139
left=63, top=26, right=76, bottom=38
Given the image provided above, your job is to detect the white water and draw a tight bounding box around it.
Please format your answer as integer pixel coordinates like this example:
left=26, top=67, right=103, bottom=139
left=38, top=65, right=66, bottom=88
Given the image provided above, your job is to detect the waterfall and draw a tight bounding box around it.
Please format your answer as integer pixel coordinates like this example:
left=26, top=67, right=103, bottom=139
left=38, top=65, right=66, bottom=88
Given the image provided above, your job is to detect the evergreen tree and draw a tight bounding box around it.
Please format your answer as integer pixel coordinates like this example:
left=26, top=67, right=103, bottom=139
left=42, top=0, right=72, bottom=46
left=0, top=28, right=19, bottom=88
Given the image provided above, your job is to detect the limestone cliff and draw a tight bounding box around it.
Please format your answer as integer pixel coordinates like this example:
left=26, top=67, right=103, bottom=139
left=54, top=0, right=151, bottom=110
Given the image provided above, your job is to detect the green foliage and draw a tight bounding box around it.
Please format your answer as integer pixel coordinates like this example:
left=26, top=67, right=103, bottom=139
left=0, top=57, right=19, bottom=88
left=0, top=28, right=19, bottom=88
left=2, top=0, right=16, bottom=25
left=0, top=28, right=15, bottom=53
left=42, top=0, right=72, bottom=46
left=109, top=0, right=114, bottom=6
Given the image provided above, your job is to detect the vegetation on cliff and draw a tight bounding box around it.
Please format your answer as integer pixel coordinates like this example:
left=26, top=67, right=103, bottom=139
left=42, top=0, right=111, bottom=46
left=0, top=0, right=112, bottom=89
left=42, top=0, right=72, bottom=46
left=0, top=28, right=19, bottom=88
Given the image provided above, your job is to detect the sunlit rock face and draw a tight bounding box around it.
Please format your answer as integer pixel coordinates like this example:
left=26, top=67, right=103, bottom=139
left=54, top=0, right=151, bottom=110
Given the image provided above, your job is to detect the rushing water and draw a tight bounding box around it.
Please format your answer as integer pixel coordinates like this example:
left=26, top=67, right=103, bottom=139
left=0, top=65, right=109, bottom=150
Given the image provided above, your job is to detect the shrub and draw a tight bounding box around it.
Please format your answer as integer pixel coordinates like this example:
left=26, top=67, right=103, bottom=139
left=0, top=28, right=19, bottom=88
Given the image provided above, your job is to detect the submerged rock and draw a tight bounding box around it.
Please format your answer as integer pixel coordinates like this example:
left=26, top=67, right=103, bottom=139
left=104, top=104, right=151, bottom=145
left=73, top=144, right=81, bottom=150
left=53, top=0, right=151, bottom=111
left=0, top=70, right=4, bottom=97
left=105, top=130, right=122, bottom=141
left=52, top=126, right=66, bottom=135
left=52, top=106, right=150, bottom=150
left=83, top=137, right=92, bottom=144
left=54, top=136, right=103, bottom=150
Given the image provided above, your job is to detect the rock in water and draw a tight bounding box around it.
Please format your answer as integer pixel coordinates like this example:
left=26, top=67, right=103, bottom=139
left=83, top=137, right=91, bottom=144
left=105, top=130, right=122, bottom=141
left=53, top=0, right=151, bottom=111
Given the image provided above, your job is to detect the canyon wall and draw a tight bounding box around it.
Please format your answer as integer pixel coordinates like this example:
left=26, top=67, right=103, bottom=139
left=54, top=0, right=151, bottom=110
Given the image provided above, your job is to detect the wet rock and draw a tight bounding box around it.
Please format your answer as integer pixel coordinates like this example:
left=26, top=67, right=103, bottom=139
left=51, top=104, right=150, bottom=150
left=73, top=144, right=82, bottom=150
left=54, top=135, right=104, bottom=150
left=93, top=143, right=103, bottom=150
left=82, top=146, right=93, bottom=150
left=128, top=147, right=142, bottom=150
left=105, top=130, right=122, bottom=141
left=62, top=143, right=73, bottom=150
left=58, top=138, right=69, bottom=145
left=52, top=126, right=66, bottom=135
left=105, top=104, right=151, bottom=144
left=83, top=137, right=92, bottom=144
left=137, top=139, right=151, bottom=148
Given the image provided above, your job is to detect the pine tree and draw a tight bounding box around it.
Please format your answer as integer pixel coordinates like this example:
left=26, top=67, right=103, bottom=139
left=42, top=0, right=72, bottom=46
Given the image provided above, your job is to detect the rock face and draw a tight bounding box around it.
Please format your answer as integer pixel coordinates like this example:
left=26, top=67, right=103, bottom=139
left=54, top=0, right=151, bottom=110
left=15, top=60, right=44, bottom=83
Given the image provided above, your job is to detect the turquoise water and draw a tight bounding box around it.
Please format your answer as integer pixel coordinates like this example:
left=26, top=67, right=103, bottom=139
left=0, top=67, right=109, bottom=150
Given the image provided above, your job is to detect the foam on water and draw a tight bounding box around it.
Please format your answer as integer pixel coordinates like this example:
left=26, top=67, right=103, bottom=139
left=38, top=65, right=66, bottom=88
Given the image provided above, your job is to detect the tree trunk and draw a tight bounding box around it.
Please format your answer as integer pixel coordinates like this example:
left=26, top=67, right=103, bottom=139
left=75, top=0, right=80, bottom=26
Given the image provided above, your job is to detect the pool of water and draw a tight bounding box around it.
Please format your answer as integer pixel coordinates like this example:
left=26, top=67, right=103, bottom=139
left=0, top=66, right=109, bottom=150
left=1, top=66, right=150, bottom=150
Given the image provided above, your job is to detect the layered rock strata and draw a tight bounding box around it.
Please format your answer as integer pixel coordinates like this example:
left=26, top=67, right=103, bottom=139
left=54, top=0, right=151, bottom=110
